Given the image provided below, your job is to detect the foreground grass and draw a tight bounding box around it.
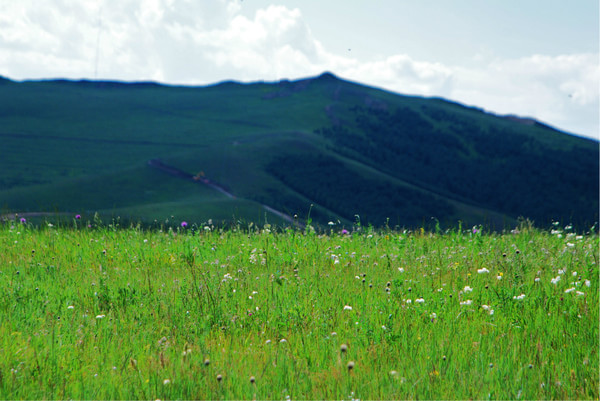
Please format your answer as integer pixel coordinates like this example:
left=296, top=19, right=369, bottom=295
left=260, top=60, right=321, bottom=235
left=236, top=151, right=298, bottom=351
left=0, top=221, right=597, bottom=399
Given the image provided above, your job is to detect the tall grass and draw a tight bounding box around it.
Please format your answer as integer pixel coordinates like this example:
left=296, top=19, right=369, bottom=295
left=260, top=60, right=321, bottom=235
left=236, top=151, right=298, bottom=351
left=0, top=220, right=597, bottom=399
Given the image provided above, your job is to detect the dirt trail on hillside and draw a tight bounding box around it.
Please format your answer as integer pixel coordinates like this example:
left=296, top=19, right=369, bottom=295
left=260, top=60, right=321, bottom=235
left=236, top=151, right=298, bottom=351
left=148, top=159, right=297, bottom=225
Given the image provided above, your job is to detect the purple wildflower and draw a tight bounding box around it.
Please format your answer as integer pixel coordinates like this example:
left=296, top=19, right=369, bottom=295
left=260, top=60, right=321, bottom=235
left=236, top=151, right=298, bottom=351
left=75, top=214, right=82, bottom=220
left=341, top=229, right=349, bottom=235
left=19, top=217, right=26, bottom=224
left=181, top=221, right=188, bottom=228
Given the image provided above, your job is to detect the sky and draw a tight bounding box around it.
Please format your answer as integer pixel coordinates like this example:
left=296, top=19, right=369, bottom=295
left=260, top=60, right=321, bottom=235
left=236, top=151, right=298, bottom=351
left=1, top=0, right=598, bottom=140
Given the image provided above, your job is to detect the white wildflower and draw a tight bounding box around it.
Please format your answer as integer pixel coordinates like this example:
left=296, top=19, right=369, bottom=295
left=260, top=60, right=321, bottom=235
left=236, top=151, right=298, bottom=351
left=534, top=277, right=541, bottom=282
left=460, top=300, right=472, bottom=306
left=67, top=305, right=75, bottom=309
left=513, top=294, right=526, bottom=300
left=564, top=287, right=575, bottom=293
left=398, top=267, right=404, bottom=273
left=575, top=291, right=585, bottom=297
left=584, top=280, right=591, bottom=287
left=343, top=305, right=353, bottom=311
left=551, top=276, right=561, bottom=285
left=477, top=268, right=490, bottom=274
left=463, top=286, right=473, bottom=293
left=415, top=298, right=425, bottom=303
left=496, top=275, right=502, bottom=280
left=96, top=314, right=106, bottom=319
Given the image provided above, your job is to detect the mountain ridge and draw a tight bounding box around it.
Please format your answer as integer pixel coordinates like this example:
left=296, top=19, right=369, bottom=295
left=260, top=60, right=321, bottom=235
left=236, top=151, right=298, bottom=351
left=0, top=72, right=597, bottom=230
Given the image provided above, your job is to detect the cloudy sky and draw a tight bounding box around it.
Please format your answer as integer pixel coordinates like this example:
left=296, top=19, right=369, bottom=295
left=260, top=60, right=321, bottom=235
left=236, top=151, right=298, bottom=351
left=1, top=0, right=598, bottom=139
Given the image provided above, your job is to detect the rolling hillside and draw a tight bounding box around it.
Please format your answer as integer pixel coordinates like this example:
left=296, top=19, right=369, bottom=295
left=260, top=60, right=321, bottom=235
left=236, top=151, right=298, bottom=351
left=0, top=72, right=597, bottom=230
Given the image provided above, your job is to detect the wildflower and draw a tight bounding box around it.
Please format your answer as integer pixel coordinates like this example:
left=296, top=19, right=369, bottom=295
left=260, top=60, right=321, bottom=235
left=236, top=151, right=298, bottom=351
left=340, top=344, right=348, bottom=353
left=67, top=305, right=75, bottom=309
left=534, top=277, right=541, bottom=282
left=19, top=217, right=26, bottom=224
left=250, top=376, right=256, bottom=384
left=347, top=361, right=355, bottom=371
left=430, top=312, right=437, bottom=319
left=328, top=221, right=335, bottom=226
left=477, top=268, right=490, bottom=274
left=496, top=275, right=502, bottom=280
left=216, top=374, right=223, bottom=382
left=558, top=269, right=566, bottom=275
left=181, top=221, right=188, bottom=228
left=265, top=340, right=271, bottom=345
left=96, top=314, right=106, bottom=319
left=481, top=305, right=494, bottom=315
left=75, top=214, right=82, bottom=220
left=279, top=338, right=287, bottom=343
left=566, top=243, right=574, bottom=248
left=575, top=291, right=585, bottom=297
left=398, top=267, right=404, bottom=273
left=415, top=298, right=425, bottom=303
left=584, top=280, right=591, bottom=287
left=460, top=300, right=472, bottom=306
left=343, top=305, right=353, bottom=311
left=341, top=229, right=349, bottom=235
left=551, top=276, right=561, bottom=285
left=204, top=358, right=210, bottom=366
left=163, top=379, right=171, bottom=385
left=564, top=287, right=575, bottom=294
left=463, top=286, right=473, bottom=293
left=513, top=294, right=526, bottom=300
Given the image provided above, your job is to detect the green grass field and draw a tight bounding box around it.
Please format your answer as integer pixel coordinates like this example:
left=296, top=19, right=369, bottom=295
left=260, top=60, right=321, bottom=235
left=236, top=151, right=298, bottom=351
left=1, top=219, right=597, bottom=399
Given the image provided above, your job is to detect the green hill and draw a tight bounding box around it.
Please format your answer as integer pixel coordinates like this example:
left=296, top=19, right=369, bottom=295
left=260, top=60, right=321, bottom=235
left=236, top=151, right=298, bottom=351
left=0, top=72, right=597, bottom=230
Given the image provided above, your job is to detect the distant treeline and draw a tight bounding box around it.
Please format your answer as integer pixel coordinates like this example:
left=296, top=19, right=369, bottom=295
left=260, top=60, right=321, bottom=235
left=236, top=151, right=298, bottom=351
left=316, top=106, right=598, bottom=228
left=266, top=153, right=454, bottom=228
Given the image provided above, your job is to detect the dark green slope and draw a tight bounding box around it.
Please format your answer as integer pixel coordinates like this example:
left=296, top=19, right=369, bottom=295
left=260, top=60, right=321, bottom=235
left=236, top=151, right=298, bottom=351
left=0, top=73, right=597, bottom=229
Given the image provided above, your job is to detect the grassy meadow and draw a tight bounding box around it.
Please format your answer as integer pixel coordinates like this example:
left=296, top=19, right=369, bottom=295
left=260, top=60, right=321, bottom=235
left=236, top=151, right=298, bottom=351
left=0, top=218, right=598, bottom=399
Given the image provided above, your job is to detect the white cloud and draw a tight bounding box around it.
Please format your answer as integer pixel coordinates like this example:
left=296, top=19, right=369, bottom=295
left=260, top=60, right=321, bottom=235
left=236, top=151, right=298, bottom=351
left=0, top=1, right=597, bottom=139
left=450, top=53, right=599, bottom=137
